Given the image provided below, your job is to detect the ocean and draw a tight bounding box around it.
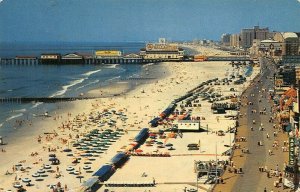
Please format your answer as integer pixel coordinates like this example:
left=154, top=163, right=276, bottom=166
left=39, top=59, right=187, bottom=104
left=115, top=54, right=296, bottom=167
left=0, top=42, right=146, bottom=137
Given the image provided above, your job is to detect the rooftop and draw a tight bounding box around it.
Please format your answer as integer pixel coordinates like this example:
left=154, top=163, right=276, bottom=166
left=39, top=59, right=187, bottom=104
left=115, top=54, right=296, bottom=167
left=282, top=32, right=298, bottom=39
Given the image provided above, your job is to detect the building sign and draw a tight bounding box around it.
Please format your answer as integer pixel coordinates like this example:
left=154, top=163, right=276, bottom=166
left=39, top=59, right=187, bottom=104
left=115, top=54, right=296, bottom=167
left=289, top=137, right=295, bottom=165
left=40, top=54, right=60, bottom=59
left=95, top=50, right=121, bottom=57
left=146, top=43, right=178, bottom=51
left=177, top=120, right=200, bottom=131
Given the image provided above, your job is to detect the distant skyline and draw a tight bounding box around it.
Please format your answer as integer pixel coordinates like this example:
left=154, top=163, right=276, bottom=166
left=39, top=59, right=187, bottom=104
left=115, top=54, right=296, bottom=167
left=1, top=0, right=300, bottom=43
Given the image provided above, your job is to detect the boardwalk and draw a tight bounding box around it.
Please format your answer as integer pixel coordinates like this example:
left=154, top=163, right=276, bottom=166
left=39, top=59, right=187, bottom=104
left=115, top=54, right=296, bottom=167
left=214, top=57, right=289, bottom=192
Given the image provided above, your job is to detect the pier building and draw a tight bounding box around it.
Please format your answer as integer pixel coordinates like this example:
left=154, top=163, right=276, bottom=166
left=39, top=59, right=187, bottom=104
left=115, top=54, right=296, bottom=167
left=140, top=42, right=184, bottom=61
left=40, top=53, right=61, bottom=64
left=61, top=53, right=84, bottom=64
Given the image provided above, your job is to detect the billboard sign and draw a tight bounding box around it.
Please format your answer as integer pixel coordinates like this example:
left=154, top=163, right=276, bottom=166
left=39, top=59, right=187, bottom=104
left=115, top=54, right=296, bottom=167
left=95, top=50, right=122, bottom=57
left=289, top=137, right=295, bottom=165
left=146, top=43, right=178, bottom=51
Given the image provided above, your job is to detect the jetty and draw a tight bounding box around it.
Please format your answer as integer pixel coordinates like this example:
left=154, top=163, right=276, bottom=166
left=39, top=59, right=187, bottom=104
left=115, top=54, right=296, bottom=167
left=0, top=97, right=98, bottom=104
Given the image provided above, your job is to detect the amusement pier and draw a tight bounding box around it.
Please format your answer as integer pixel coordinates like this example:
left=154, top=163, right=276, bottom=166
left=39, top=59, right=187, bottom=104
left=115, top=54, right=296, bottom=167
left=0, top=39, right=251, bottom=66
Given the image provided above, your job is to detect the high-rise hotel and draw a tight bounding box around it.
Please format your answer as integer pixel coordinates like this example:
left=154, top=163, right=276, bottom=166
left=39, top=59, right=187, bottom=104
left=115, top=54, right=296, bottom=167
left=240, top=26, right=269, bottom=48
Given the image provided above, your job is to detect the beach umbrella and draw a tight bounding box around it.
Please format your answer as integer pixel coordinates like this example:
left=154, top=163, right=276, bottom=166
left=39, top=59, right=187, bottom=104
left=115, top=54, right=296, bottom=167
left=83, top=165, right=91, bottom=170
left=73, top=143, right=80, bottom=147
left=73, top=171, right=80, bottom=175
left=63, top=148, right=72, bottom=152
left=13, top=183, right=22, bottom=189
left=156, top=142, right=163, bottom=145
left=165, top=143, right=173, bottom=147
left=49, top=157, right=58, bottom=162
left=32, top=173, right=40, bottom=177
left=37, top=169, right=45, bottom=174
left=66, top=166, right=75, bottom=172
left=22, top=178, right=31, bottom=183
left=44, top=165, right=51, bottom=169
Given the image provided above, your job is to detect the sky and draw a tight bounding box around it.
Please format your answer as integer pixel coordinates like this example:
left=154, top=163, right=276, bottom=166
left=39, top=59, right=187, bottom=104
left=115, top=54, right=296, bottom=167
left=0, top=0, right=300, bottom=43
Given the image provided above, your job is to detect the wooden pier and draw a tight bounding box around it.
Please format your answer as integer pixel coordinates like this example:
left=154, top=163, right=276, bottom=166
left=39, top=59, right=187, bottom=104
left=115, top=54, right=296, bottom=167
left=0, top=57, right=163, bottom=65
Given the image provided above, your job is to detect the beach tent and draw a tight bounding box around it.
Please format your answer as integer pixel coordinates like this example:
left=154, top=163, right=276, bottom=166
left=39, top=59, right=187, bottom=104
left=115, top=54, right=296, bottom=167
left=134, top=128, right=149, bottom=144
left=93, top=165, right=114, bottom=182
left=77, top=176, right=99, bottom=192
left=110, top=152, right=128, bottom=166
left=149, top=117, right=160, bottom=127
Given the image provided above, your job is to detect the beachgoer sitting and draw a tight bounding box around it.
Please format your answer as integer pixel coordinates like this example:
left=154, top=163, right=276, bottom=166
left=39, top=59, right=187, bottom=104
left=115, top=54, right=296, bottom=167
left=5, top=170, right=12, bottom=175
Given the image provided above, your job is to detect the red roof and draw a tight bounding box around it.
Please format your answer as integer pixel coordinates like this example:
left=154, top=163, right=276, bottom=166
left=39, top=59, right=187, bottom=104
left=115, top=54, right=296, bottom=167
left=283, top=88, right=297, bottom=97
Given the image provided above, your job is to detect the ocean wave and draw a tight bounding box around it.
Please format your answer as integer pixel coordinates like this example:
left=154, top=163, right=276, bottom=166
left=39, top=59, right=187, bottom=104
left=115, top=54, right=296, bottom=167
left=83, top=69, right=102, bottom=77
left=7, top=89, right=13, bottom=92
left=107, top=76, right=121, bottom=82
left=50, top=78, right=86, bottom=97
left=142, top=63, right=154, bottom=68
left=6, top=113, right=23, bottom=121
left=31, top=102, right=43, bottom=109
left=104, top=64, right=119, bottom=69
left=13, top=108, right=26, bottom=113
left=75, top=79, right=100, bottom=90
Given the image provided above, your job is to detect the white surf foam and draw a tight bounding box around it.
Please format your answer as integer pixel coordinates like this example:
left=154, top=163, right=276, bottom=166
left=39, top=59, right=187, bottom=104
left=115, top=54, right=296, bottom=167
left=104, top=64, right=119, bottom=69
left=75, top=79, right=100, bottom=90
left=6, top=113, right=23, bottom=121
left=13, top=108, right=26, bottom=113
left=31, top=102, right=43, bottom=109
left=107, top=76, right=121, bottom=82
left=50, top=78, right=85, bottom=97
left=143, top=63, right=154, bottom=68
left=83, top=69, right=102, bottom=77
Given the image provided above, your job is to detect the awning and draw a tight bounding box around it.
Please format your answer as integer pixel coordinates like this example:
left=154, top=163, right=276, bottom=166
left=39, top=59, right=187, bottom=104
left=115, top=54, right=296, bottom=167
left=81, top=176, right=99, bottom=188
left=93, top=165, right=113, bottom=177
left=134, top=128, right=149, bottom=143
left=110, top=152, right=127, bottom=164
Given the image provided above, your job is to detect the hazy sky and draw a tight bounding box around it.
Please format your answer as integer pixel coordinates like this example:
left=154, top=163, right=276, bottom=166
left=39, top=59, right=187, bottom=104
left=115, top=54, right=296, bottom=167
left=0, top=0, right=300, bottom=43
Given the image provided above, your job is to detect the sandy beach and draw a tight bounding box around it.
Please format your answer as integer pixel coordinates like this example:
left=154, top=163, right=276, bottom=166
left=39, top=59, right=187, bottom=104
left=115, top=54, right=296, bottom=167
left=0, top=45, right=260, bottom=192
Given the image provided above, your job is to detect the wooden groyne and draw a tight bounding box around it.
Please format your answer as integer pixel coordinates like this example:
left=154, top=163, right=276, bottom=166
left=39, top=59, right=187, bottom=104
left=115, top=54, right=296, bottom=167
left=0, top=97, right=97, bottom=104
left=120, top=77, right=156, bottom=81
